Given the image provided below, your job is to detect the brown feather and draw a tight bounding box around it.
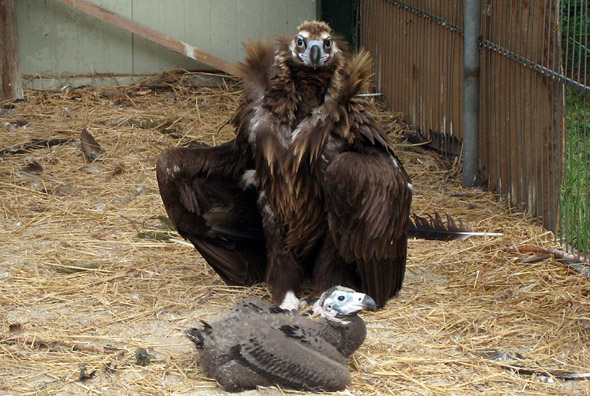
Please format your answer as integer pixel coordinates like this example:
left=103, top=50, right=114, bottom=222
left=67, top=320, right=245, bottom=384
left=408, top=212, right=480, bottom=241
left=236, top=40, right=274, bottom=100
left=80, top=129, right=102, bottom=162
left=297, top=20, right=332, bottom=36
left=339, top=50, right=374, bottom=102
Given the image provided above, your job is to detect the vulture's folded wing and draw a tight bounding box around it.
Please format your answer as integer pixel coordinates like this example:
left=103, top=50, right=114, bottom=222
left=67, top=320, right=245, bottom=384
left=156, top=141, right=266, bottom=285
left=324, top=149, right=412, bottom=307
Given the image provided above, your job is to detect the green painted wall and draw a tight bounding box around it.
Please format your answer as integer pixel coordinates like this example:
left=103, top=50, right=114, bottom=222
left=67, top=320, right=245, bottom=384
left=15, top=0, right=316, bottom=76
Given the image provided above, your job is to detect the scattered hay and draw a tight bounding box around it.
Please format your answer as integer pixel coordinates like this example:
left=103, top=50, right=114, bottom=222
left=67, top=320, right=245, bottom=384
left=0, top=71, right=588, bottom=395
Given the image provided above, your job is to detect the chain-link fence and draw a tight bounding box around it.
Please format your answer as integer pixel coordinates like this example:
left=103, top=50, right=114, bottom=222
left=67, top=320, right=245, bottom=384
left=358, top=0, right=589, bottom=258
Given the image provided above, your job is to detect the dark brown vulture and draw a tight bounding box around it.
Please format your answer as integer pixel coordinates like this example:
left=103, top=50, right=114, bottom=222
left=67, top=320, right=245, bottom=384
left=156, top=21, right=412, bottom=309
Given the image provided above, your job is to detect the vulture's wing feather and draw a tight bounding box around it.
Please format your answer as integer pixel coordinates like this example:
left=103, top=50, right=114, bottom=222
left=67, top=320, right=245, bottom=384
left=319, top=51, right=412, bottom=307
left=156, top=141, right=266, bottom=286
left=324, top=149, right=412, bottom=307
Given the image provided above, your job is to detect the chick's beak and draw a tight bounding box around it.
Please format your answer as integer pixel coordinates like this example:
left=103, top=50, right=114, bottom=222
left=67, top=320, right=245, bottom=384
left=341, top=292, right=377, bottom=315
left=361, top=294, right=377, bottom=312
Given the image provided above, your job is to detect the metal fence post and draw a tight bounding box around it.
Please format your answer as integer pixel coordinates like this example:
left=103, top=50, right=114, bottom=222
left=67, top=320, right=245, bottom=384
left=463, top=0, right=481, bottom=187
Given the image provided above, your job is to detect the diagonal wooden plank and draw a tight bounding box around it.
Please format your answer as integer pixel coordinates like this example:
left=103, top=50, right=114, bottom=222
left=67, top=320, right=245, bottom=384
left=56, top=0, right=240, bottom=76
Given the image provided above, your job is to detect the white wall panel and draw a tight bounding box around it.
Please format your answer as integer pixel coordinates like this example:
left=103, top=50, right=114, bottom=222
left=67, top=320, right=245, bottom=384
left=15, top=0, right=317, bottom=76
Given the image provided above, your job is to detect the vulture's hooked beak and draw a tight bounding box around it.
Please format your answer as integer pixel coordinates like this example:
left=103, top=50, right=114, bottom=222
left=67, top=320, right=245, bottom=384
left=309, top=44, right=322, bottom=68
left=302, top=40, right=328, bottom=69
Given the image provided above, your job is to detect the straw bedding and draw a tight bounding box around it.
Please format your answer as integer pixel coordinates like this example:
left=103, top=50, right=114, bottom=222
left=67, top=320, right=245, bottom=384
left=0, top=71, right=588, bottom=395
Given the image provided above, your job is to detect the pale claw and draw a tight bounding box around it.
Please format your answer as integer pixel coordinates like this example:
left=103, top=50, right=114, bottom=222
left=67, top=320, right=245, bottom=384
left=279, top=290, right=302, bottom=311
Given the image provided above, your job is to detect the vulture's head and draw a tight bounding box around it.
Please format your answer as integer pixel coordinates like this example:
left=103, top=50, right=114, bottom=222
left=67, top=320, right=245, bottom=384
left=312, top=286, right=377, bottom=320
left=289, top=20, right=341, bottom=69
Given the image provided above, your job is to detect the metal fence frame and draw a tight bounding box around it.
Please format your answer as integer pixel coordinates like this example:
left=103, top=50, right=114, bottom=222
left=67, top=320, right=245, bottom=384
left=358, top=0, right=589, bottom=257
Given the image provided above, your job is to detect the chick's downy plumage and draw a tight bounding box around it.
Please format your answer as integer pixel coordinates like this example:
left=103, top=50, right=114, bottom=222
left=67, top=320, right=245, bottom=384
left=185, top=286, right=376, bottom=392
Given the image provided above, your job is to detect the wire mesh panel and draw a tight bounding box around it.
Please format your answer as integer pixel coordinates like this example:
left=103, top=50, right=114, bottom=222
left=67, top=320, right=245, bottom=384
left=560, top=0, right=589, bottom=256
left=359, top=0, right=590, bottom=258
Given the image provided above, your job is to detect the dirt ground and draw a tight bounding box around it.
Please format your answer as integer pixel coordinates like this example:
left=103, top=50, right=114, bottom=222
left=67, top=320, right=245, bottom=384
left=0, top=72, right=589, bottom=395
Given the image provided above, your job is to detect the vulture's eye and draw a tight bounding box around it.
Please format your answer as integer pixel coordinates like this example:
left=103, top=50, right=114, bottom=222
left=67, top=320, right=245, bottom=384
left=296, top=36, right=305, bottom=48
left=324, top=37, right=332, bottom=49
left=337, top=295, right=345, bottom=301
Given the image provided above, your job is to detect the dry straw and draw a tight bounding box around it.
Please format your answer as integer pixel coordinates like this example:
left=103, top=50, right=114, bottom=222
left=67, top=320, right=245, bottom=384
left=0, top=71, right=588, bottom=395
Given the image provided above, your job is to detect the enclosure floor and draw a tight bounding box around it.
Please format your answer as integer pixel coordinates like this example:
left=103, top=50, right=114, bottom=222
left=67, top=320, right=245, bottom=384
left=0, top=72, right=588, bottom=396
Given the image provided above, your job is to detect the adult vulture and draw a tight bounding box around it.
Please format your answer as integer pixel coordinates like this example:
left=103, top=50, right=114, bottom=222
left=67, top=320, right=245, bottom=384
left=156, top=21, right=412, bottom=309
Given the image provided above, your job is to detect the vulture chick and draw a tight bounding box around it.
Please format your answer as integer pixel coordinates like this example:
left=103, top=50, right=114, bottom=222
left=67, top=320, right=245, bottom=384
left=185, top=286, right=376, bottom=392
left=156, top=20, right=412, bottom=309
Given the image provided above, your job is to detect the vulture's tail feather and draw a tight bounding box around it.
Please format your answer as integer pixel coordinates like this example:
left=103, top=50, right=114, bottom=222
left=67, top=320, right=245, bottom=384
left=408, top=212, right=502, bottom=241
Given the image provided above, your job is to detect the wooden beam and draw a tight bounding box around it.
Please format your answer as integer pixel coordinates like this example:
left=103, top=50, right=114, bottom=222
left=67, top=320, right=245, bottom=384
left=0, top=0, right=24, bottom=101
left=56, top=0, right=241, bottom=77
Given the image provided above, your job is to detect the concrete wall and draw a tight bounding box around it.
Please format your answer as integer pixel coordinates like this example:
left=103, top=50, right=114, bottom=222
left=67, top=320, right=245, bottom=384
left=16, top=0, right=317, bottom=76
